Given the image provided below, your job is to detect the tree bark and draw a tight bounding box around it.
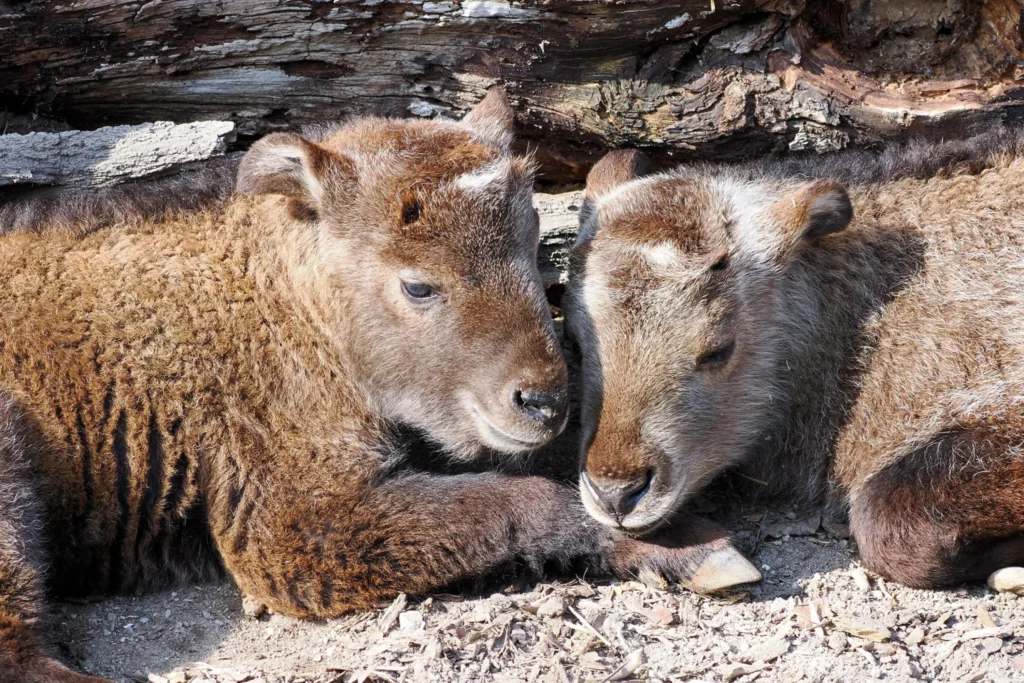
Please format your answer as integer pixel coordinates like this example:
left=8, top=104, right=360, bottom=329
left=0, top=121, right=235, bottom=188
left=3, top=0, right=1024, bottom=183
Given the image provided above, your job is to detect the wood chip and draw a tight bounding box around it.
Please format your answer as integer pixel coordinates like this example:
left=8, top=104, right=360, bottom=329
left=604, top=650, right=644, bottom=682
left=645, top=606, right=676, bottom=628
left=849, top=568, right=871, bottom=592
left=536, top=596, right=567, bottom=618
left=377, top=594, right=407, bottom=636
left=961, top=626, right=1009, bottom=641
left=565, top=605, right=615, bottom=650
left=720, top=662, right=766, bottom=682
left=976, top=605, right=998, bottom=629
left=905, top=626, right=925, bottom=646
left=793, top=601, right=829, bottom=629
left=832, top=618, right=891, bottom=642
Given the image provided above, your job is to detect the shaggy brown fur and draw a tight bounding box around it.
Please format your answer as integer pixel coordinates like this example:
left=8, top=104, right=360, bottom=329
left=566, top=129, right=1024, bottom=588
left=0, top=91, right=747, bottom=682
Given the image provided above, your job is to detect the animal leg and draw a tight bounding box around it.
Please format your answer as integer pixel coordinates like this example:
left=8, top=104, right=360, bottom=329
left=0, top=396, right=110, bottom=683
left=850, top=425, right=1024, bottom=589
left=213, top=470, right=759, bottom=618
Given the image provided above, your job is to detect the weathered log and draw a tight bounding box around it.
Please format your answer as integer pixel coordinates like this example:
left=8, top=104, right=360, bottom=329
left=0, top=121, right=235, bottom=188
left=536, top=190, right=582, bottom=286
left=3, top=1, right=1024, bottom=183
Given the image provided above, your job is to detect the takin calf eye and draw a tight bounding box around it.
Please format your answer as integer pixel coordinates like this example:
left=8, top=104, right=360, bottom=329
left=401, top=200, right=421, bottom=225
left=402, top=280, right=436, bottom=301
left=696, top=341, right=735, bottom=370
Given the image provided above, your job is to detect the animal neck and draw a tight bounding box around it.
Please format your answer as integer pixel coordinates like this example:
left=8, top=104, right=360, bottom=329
left=743, top=218, right=919, bottom=504
left=226, top=196, right=368, bottom=419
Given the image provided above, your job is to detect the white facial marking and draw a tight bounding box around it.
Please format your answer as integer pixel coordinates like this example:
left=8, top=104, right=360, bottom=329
left=643, top=241, right=680, bottom=268
left=456, top=160, right=509, bottom=192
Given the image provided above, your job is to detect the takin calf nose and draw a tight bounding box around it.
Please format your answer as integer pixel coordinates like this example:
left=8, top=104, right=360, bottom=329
left=582, top=469, right=654, bottom=521
left=510, top=384, right=568, bottom=430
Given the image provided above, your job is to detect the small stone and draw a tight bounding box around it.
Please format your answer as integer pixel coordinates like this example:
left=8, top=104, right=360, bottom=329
left=905, top=626, right=926, bottom=646
left=242, top=595, right=267, bottom=619
left=822, top=516, right=851, bottom=539
left=827, top=631, right=848, bottom=651
left=536, top=596, right=566, bottom=618
left=166, top=673, right=187, bottom=683
left=398, top=610, right=423, bottom=632
left=987, top=567, right=1024, bottom=595
left=740, top=637, right=789, bottom=663
left=1013, top=655, right=1024, bottom=672
left=979, top=637, right=1003, bottom=654
left=312, top=653, right=322, bottom=663
left=872, top=643, right=896, bottom=656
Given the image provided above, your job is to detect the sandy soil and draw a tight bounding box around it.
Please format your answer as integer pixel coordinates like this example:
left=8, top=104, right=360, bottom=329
left=55, top=489, right=1023, bottom=683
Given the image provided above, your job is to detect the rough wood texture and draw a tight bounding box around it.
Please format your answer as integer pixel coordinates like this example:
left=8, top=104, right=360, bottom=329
left=3, top=0, right=1024, bottom=181
left=0, top=121, right=235, bottom=188
left=536, top=190, right=582, bottom=286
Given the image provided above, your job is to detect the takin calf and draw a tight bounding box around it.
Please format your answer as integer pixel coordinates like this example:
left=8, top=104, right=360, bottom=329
left=565, top=131, right=1024, bottom=590
left=0, top=91, right=754, bottom=683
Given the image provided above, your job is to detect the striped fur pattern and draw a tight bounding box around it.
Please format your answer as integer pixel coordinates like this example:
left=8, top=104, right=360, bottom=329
left=0, top=90, right=747, bottom=682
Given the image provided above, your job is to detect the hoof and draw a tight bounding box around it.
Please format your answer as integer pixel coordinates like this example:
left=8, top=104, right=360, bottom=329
left=988, top=567, right=1024, bottom=595
left=682, top=545, right=763, bottom=594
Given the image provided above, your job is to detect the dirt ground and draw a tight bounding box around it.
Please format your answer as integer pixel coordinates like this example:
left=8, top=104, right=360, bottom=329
left=54, top=488, right=1023, bottom=683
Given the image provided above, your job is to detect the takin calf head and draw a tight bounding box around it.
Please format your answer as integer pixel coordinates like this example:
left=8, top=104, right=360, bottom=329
left=236, top=88, right=568, bottom=458
left=565, top=150, right=852, bottom=533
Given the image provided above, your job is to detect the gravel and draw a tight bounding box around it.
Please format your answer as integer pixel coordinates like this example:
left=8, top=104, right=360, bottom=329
left=53, top=489, right=1023, bottom=683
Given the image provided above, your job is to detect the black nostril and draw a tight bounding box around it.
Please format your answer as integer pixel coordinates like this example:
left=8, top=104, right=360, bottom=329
left=512, top=387, right=566, bottom=424
left=583, top=469, right=654, bottom=520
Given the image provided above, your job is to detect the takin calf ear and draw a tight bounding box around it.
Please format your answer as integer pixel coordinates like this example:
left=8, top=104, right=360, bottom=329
left=585, top=149, right=653, bottom=200
left=577, top=149, right=653, bottom=245
left=758, top=179, right=853, bottom=262
left=236, top=132, right=356, bottom=219
left=462, top=86, right=515, bottom=149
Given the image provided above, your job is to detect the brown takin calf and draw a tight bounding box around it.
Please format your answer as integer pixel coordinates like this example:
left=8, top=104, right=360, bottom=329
left=0, top=91, right=754, bottom=683
left=565, top=131, right=1024, bottom=590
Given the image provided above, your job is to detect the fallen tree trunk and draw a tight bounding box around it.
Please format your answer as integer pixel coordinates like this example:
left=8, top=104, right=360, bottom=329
left=0, top=121, right=235, bottom=188
left=3, top=0, right=1023, bottom=182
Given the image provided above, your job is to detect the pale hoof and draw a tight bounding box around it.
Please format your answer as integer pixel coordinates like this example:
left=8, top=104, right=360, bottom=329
left=987, top=567, right=1024, bottom=595
left=682, top=545, right=762, bottom=594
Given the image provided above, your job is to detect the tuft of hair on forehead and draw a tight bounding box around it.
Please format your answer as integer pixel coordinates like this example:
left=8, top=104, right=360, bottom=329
left=455, top=159, right=512, bottom=193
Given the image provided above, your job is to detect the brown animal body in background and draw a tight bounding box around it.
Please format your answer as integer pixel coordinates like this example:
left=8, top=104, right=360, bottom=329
left=0, top=91, right=756, bottom=683
left=566, top=131, right=1024, bottom=590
